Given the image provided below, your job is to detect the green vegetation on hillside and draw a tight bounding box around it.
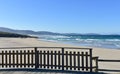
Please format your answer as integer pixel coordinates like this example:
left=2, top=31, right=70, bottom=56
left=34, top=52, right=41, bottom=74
left=0, top=31, right=37, bottom=38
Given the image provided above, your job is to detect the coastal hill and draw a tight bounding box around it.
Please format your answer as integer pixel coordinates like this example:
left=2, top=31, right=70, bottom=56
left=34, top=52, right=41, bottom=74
left=0, top=27, right=61, bottom=35
left=0, top=27, right=119, bottom=36
left=0, top=27, right=101, bottom=36
left=0, top=31, right=36, bottom=38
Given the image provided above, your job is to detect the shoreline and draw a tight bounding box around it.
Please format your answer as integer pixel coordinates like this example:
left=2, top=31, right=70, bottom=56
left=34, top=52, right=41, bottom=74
left=0, top=38, right=120, bottom=73
left=38, top=36, right=120, bottom=50
left=38, top=38, right=120, bottom=51
left=0, top=37, right=120, bottom=57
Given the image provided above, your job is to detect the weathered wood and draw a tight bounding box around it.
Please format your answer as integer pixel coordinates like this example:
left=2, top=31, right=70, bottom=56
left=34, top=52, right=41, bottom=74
left=90, top=49, right=93, bottom=72
left=54, top=51, right=57, bottom=69
left=40, top=51, right=42, bottom=68
left=51, top=51, right=53, bottom=69
left=70, top=52, right=72, bottom=70
left=73, top=52, right=76, bottom=70
left=24, top=50, right=26, bottom=67
left=20, top=50, right=22, bottom=67
left=13, top=51, right=15, bottom=67
left=27, top=50, right=30, bottom=67
left=66, top=51, right=68, bottom=70
left=96, top=57, right=98, bottom=72
left=16, top=50, right=19, bottom=67
left=47, top=51, right=49, bottom=68
left=44, top=51, right=46, bottom=68
left=86, top=52, right=88, bottom=71
left=2, top=51, right=4, bottom=68
left=62, top=48, right=64, bottom=70
left=81, top=52, right=84, bottom=71
left=35, top=47, right=39, bottom=69
left=0, top=47, right=96, bottom=72
left=77, top=52, right=80, bottom=70
left=58, top=51, right=60, bottom=69
left=5, top=51, right=7, bottom=67
left=94, top=57, right=99, bottom=72
left=9, top=51, right=11, bottom=67
left=31, top=50, right=34, bottom=67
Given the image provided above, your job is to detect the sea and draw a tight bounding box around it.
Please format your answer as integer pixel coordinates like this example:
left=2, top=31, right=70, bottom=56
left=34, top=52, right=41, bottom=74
left=37, top=35, right=120, bottom=49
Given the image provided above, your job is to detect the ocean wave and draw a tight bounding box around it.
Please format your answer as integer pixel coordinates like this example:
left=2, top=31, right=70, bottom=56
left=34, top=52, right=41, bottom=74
left=37, top=35, right=120, bottom=49
left=38, top=35, right=70, bottom=39
left=105, top=39, right=120, bottom=42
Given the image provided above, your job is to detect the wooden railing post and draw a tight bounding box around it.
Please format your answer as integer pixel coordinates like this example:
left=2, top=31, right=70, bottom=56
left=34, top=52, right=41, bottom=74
left=95, top=57, right=99, bottom=72
left=62, top=48, right=64, bottom=71
left=90, top=49, right=93, bottom=72
left=92, top=57, right=99, bottom=72
left=35, top=47, right=39, bottom=69
left=2, top=51, right=4, bottom=68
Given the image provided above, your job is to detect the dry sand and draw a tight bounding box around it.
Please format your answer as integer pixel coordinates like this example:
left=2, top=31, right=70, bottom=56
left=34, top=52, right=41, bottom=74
left=0, top=38, right=120, bottom=74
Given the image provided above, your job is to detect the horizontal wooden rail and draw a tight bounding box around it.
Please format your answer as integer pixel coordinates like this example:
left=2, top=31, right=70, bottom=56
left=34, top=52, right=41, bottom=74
left=0, top=47, right=92, bottom=50
left=98, top=59, right=120, bottom=62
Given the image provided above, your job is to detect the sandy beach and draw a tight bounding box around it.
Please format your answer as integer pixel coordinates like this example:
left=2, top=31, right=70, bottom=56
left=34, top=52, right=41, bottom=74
left=0, top=38, right=120, bottom=74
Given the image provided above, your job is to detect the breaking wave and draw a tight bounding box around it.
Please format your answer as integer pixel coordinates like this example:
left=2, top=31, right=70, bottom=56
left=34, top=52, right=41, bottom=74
left=38, top=35, right=120, bottom=49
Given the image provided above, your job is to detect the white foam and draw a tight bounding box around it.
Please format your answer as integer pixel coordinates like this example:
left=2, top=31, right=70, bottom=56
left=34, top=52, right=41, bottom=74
left=37, top=35, right=120, bottom=49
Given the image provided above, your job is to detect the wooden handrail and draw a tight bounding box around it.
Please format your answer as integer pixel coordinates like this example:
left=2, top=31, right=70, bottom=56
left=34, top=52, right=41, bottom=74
left=0, top=47, right=92, bottom=50
left=98, top=59, right=120, bottom=62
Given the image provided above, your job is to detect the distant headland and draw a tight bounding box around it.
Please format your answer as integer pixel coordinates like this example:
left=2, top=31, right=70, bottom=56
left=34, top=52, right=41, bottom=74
left=0, top=31, right=37, bottom=38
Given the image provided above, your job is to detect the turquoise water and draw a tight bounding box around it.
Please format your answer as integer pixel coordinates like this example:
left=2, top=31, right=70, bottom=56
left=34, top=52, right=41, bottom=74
left=38, top=35, right=120, bottom=49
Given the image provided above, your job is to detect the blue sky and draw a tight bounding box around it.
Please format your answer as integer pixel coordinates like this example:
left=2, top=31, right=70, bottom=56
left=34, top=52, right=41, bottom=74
left=0, top=0, right=120, bottom=34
